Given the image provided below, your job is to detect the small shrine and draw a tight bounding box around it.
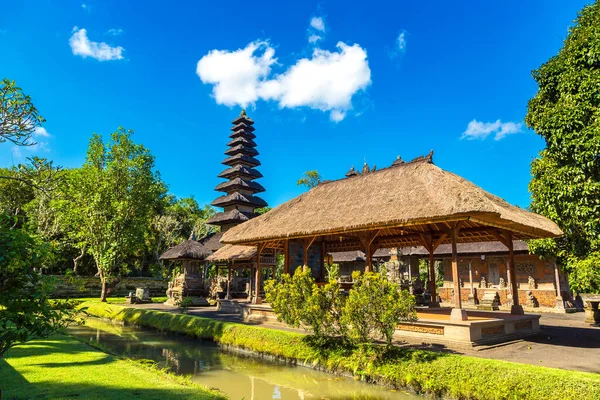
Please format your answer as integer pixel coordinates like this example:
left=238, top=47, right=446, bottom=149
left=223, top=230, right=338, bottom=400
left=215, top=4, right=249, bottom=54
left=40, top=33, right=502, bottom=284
left=160, top=233, right=211, bottom=306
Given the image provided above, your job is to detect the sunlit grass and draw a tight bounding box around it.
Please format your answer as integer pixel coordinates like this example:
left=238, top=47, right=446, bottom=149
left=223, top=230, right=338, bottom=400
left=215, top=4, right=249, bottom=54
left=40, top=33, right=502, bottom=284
left=0, top=335, right=225, bottom=400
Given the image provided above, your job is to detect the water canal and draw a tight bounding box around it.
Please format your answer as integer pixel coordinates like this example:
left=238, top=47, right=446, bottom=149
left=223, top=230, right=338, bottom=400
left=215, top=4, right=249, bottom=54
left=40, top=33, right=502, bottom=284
left=68, top=318, right=418, bottom=399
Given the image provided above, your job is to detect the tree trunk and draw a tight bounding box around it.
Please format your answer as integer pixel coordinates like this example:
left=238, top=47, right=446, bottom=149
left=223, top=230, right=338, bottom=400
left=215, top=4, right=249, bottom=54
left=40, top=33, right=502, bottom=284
left=73, top=246, right=85, bottom=275
left=98, top=266, right=107, bottom=302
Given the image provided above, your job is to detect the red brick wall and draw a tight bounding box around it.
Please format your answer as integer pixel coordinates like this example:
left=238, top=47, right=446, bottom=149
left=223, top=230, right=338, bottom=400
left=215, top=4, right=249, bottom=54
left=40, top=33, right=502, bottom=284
left=438, top=287, right=571, bottom=308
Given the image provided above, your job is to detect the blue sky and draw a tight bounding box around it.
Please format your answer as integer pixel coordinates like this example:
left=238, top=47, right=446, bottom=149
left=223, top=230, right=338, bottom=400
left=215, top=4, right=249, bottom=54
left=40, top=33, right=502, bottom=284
left=0, top=0, right=591, bottom=209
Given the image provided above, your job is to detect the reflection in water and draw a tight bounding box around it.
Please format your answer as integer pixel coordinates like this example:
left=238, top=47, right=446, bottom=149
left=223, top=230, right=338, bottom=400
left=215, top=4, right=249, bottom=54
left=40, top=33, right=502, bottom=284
left=68, top=318, right=417, bottom=399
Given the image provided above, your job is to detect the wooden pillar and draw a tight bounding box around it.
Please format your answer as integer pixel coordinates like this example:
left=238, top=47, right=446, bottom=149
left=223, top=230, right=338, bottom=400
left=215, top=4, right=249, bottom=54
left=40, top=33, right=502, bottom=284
left=450, top=225, right=467, bottom=321
left=554, top=259, right=562, bottom=297
left=284, top=239, right=290, bottom=275
left=357, top=230, right=380, bottom=273
left=428, top=253, right=438, bottom=307
left=505, top=232, right=524, bottom=315
left=226, top=262, right=232, bottom=300
left=553, top=259, right=565, bottom=309
left=253, top=244, right=264, bottom=304
left=302, top=237, right=316, bottom=269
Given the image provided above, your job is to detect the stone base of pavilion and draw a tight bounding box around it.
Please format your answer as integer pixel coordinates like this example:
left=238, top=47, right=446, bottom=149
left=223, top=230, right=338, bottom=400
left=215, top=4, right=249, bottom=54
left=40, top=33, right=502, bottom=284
left=237, top=302, right=541, bottom=347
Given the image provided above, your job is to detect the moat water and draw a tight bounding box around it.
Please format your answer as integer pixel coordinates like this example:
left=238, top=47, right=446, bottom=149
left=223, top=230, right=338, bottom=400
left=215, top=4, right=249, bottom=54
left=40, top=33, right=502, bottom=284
left=68, top=318, right=418, bottom=399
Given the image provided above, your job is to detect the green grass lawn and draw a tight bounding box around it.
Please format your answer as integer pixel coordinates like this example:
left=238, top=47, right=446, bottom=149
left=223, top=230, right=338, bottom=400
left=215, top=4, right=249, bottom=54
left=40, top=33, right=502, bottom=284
left=0, top=335, right=225, bottom=400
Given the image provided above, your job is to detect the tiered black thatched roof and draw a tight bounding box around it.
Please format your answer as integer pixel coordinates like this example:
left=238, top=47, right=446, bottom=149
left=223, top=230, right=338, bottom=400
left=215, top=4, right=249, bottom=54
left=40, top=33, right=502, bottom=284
left=207, top=109, right=267, bottom=230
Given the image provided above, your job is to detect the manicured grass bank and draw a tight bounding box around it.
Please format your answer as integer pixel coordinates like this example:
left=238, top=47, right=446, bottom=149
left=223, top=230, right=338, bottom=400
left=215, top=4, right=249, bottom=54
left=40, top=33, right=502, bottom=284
left=81, top=301, right=600, bottom=400
left=0, top=334, right=224, bottom=400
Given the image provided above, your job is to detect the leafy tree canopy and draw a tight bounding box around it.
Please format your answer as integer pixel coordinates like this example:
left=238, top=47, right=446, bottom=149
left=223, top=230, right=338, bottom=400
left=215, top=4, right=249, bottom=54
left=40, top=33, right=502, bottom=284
left=0, top=78, right=45, bottom=146
left=296, top=170, right=322, bottom=190
left=526, top=1, right=600, bottom=292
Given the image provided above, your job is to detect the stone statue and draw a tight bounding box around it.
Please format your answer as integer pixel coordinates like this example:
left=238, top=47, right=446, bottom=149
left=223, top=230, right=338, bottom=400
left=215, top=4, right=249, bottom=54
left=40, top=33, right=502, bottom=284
left=480, top=277, right=487, bottom=289
left=528, top=276, right=536, bottom=289
left=526, top=291, right=539, bottom=307
left=499, top=277, right=506, bottom=289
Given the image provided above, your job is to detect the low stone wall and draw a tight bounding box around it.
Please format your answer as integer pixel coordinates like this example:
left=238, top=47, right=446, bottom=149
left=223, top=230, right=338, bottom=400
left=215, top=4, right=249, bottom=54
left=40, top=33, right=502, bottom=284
left=438, top=287, right=571, bottom=308
left=51, top=275, right=168, bottom=298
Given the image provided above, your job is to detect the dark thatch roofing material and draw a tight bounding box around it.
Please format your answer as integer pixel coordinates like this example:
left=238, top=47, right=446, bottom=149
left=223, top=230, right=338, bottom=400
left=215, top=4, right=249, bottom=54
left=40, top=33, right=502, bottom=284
left=214, top=178, right=265, bottom=193
left=206, top=209, right=252, bottom=225
left=400, top=240, right=530, bottom=257
left=159, top=239, right=211, bottom=261
left=222, top=154, right=261, bottom=167
left=331, top=249, right=390, bottom=263
left=200, top=231, right=225, bottom=252
left=218, top=165, right=263, bottom=180
left=211, top=192, right=267, bottom=208
left=222, top=159, right=563, bottom=245
left=227, top=136, right=257, bottom=147
left=224, top=144, right=259, bottom=157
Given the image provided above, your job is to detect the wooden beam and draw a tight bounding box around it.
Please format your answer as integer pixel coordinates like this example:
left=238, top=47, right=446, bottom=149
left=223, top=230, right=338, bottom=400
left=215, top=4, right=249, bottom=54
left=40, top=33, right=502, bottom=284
left=357, top=230, right=380, bottom=272
left=283, top=239, right=290, bottom=275
left=432, top=233, right=448, bottom=252
left=302, top=236, right=317, bottom=266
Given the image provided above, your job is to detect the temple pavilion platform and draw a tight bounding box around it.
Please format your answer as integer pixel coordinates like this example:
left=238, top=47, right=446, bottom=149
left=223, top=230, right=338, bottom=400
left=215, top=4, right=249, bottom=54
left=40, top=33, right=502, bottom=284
left=217, top=301, right=541, bottom=347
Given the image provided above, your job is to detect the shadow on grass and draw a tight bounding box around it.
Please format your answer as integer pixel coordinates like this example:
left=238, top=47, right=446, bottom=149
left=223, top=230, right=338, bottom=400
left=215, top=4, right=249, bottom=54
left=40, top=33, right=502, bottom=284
left=0, top=358, right=37, bottom=399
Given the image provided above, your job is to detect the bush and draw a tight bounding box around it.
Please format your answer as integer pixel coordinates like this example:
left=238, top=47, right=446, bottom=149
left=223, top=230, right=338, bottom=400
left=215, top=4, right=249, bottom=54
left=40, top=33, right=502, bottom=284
left=265, top=267, right=346, bottom=338
left=265, top=268, right=416, bottom=346
left=342, top=271, right=417, bottom=346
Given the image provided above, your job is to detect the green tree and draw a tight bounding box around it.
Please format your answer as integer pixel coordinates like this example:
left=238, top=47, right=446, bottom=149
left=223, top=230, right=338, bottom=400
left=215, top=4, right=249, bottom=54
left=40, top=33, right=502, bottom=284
left=68, top=128, right=162, bottom=300
left=0, top=213, right=75, bottom=358
left=296, top=170, right=322, bottom=190
left=526, top=2, right=600, bottom=293
left=0, top=78, right=45, bottom=146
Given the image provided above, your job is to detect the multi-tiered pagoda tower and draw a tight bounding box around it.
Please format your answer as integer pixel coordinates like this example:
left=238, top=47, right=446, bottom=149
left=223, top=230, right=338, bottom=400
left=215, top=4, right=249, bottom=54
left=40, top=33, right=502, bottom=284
left=206, top=110, right=268, bottom=230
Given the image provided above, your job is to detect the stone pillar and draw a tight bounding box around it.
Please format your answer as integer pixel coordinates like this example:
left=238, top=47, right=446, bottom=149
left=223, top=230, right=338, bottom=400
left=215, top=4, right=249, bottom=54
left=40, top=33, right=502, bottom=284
left=450, top=226, right=467, bottom=321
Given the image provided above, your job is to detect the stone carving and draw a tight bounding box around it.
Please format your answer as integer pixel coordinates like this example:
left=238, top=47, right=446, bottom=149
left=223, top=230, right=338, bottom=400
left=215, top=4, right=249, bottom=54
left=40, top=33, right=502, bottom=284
left=528, top=276, right=536, bottom=289
left=480, top=277, right=487, bottom=289
left=526, top=291, right=539, bottom=308
left=516, top=262, right=536, bottom=274
left=499, top=277, right=506, bottom=289
left=478, top=291, right=500, bottom=311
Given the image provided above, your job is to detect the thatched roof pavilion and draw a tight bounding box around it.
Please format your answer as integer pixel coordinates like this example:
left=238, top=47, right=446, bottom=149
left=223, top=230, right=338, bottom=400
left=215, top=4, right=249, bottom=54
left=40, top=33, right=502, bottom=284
left=222, top=155, right=563, bottom=317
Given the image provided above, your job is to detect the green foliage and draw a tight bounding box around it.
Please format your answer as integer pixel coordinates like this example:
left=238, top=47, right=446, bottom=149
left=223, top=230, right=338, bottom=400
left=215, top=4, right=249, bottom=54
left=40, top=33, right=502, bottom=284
left=177, top=297, right=194, bottom=314
left=341, top=272, right=417, bottom=346
left=0, top=78, right=45, bottom=146
left=266, top=269, right=416, bottom=346
left=265, top=267, right=346, bottom=339
left=82, top=302, right=600, bottom=400
left=0, top=213, right=76, bottom=358
left=296, top=170, right=322, bottom=190
left=526, top=2, right=600, bottom=292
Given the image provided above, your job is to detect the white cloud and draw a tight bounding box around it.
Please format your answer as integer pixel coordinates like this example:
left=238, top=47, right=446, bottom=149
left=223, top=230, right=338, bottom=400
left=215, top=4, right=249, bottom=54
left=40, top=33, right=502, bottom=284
left=196, top=41, right=276, bottom=107
left=81, top=3, right=87, bottom=8
left=106, top=28, right=124, bottom=36
left=196, top=41, right=371, bottom=122
left=397, top=32, right=407, bottom=52
left=308, top=34, right=322, bottom=43
left=33, top=127, right=51, bottom=137
left=69, top=27, right=124, bottom=61
left=310, top=17, right=325, bottom=32
left=461, top=119, right=523, bottom=141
